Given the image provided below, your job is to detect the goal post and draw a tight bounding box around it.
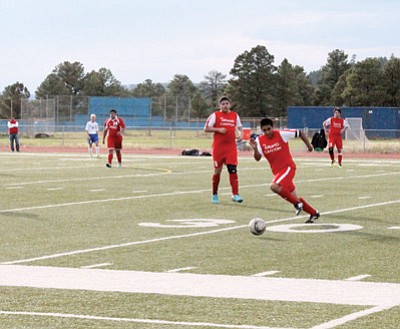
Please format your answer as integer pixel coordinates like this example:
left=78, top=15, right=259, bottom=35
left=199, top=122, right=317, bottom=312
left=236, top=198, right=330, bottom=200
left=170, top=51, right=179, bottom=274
left=345, top=117, right=369, bottom=150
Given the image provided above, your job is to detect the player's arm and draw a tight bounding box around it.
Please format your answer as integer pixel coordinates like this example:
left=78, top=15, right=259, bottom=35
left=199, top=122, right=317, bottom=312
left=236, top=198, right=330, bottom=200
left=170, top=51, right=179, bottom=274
left=341, top=119, right=349, bottom=134
left=102, top=126, right=108, bottom=144
left=323, top=118, right=330, bottom=135
left=249, top=137, right=262, bottom=161
left=204, top=113, right=226, bottom=134
left=299, top=130, right=313, bottom=152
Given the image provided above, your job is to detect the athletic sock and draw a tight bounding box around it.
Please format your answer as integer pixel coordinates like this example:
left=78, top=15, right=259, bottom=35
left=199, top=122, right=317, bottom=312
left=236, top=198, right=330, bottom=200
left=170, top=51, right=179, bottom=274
left=117, top=153, right=122, bottom=163
left=229, top=173, right=239, bottom=195
left=279, top=187, right=300, bottom=205
left=300, top=197, right=317, bottom=215
left=338, top=154, right=343, bottom=165
left=108, top=153, right=113, bottom=164
left=212, top=174, right=220, bottom=195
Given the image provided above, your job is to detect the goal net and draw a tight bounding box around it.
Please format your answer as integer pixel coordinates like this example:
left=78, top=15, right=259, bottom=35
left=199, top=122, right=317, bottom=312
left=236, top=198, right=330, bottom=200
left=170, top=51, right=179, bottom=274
left=345, top=117, right=369, bottom=149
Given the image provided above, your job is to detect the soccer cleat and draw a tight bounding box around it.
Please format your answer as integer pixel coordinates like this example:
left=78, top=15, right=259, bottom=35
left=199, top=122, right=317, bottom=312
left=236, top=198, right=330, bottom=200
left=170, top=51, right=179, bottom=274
left=295, top=202, right=303, bottom=216
left=212, top=194, right=219, bottom=204
left=231, top=194, right=243, bottom=203
left=330, top=159, right=335, bottom=167
left=106, top=163, right=112, bottom=168
left=338, top=163, right=342, bottom=168
left=305, top=211, right=320, bottom=224
left=118, top=163, right=122, bottom=168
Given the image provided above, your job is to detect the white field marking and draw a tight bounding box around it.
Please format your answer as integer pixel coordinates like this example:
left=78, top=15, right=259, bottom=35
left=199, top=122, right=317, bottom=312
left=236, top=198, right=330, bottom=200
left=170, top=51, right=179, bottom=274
left=388, top=226, right=400, bottom=230
left=358, top=196, right=371, bottom=200
left=5, top=186, right=23, bottom=190
left=4, top=168, right=172, bottom=187
left=251, top=271, right=281, bottom=277
left=90, top=189, right=105, bottom=192
left=2, top=199, right=400, bottom=265
left=345, top=274, right=371, bottom=281
left=1, top=265, right=400, bottom=307
left=0, top=311, right=288, bottom=329
left=166, top=267, right=197, bottom=273
left=80, top=263, right=112, bottom=269
left=310, top=305, right=395, bottom=329
left=47, top=187, right=64, bottom=191
left=265, top=224, right=363, bottom=234
left=0, top=164, right=97, bottom=173
left=132, top=189, right=148, bottom=193
left=310, top=195, right=324, bottom=198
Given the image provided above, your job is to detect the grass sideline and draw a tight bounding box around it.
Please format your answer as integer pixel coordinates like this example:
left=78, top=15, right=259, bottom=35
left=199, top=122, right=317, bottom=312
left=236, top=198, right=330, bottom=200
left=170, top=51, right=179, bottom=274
left=0, top=152, right=399, bottom=328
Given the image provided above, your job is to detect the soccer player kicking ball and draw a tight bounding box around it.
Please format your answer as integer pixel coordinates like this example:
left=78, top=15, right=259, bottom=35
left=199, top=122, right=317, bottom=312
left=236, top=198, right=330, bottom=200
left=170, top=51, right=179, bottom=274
left=204, top=96, right=243, bottom=204
left=249, top=118, right=320, bottom=223
left=323, top=107, right=349, bottom=167
left=103, top=109, right=125, bottom=168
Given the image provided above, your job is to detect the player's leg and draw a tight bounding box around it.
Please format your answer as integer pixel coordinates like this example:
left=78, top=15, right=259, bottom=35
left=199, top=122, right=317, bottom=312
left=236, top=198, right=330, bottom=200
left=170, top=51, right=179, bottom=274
left=93, top=134, right=100, bottom=158
left=114, top=138, right=122, bottom=167
left=328, top=137, right=335, bottom=165
left=9, top=135, right=14, bottom=152
left=15, top=134, right=20, bottom=152
left=271, top=167, right=300, bottom=206
left=226, top=152, right=242, bottom=203
left=211, top=156, right=223, bottom=203
left=106, top=138, right=114, bottom=167
left=336, top=138, right=344, bottom=166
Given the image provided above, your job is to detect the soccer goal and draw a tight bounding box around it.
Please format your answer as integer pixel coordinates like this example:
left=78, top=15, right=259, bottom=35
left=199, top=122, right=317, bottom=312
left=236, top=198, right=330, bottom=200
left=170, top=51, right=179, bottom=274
left=345, top=117, right=369, bottom=150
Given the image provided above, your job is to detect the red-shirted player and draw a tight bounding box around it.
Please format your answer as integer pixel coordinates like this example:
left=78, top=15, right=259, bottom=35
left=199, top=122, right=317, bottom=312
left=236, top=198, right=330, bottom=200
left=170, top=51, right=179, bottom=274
left=249, top=117, right=320, bottom=223
left=102, top=108, right=125, bottom=168
left=323, top=107, right=349, bottom=167
left=204, top=96, right=243, bottom=204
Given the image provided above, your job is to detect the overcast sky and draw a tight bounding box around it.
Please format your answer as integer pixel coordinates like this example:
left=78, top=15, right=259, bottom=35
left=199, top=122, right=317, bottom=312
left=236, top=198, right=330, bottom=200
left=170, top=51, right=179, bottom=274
left=1, top=0, right=399, bottom=93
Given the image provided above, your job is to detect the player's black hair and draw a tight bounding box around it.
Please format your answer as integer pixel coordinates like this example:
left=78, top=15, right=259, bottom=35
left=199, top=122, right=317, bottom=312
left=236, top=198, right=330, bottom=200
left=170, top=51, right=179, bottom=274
left=333, top=107, right=341, bottom=114
left=260, top=117, right=273, bottom=127
left=109, top=108, right=117, bottom=114
left=219, top=96, right=230, bottom=103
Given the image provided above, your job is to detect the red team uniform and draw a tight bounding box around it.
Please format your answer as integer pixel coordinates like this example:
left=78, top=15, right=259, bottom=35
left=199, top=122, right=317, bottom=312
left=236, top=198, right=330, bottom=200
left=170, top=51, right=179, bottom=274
left=256, top=130, right=298, bottom=192
left=104, top=116, right=125, bottom=150
left=324, top=117, right=347, bottom=150
left=205, top=111, right=242, bottom=169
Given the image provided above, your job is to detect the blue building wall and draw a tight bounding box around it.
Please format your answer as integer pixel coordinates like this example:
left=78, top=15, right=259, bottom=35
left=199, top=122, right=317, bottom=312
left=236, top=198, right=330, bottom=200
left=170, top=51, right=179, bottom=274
left=287, top=106, right=400, bottom=138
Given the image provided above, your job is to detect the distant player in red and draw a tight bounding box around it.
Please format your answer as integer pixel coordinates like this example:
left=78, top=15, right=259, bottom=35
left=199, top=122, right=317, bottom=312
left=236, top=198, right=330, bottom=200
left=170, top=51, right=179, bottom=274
left=102, top=108, right=125, bottom=168
left=249, top=117, right=320, bottom=223
left=323, top=107, right=349, bottom=167
left=204, top=96, right=243, bottom=204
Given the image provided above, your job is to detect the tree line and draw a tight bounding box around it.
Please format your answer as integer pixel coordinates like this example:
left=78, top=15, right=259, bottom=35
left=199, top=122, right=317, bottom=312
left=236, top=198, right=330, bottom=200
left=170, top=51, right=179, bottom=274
left=1, top=45, right=399, bottom=120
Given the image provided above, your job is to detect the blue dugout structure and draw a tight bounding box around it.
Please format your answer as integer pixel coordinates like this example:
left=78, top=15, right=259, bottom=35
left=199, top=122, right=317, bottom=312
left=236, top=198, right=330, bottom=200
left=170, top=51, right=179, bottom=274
left=287, top=106, right=400, bottom=138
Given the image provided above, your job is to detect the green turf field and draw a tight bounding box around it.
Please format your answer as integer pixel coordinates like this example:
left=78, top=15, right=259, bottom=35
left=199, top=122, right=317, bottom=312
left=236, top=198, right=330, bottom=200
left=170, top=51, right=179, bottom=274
left=0, top=151, right=400, bottom=328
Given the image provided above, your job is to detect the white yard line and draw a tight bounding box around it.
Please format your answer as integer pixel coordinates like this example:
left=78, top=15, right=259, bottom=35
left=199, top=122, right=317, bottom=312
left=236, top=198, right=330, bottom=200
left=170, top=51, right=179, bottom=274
left=251, top=271, right=281, bottom=277
left=0, top=265, right=399, bottom=307
left=345, top=274, right=371, bottom=281
left=0, top=311, right=289, bottom=329
left=80, top=263, right=113, bottom=269
left=167, top=267, right=197, bottom=273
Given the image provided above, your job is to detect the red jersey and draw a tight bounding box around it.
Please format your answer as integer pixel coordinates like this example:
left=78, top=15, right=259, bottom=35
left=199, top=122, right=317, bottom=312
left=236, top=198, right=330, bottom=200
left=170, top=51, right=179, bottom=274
left=204, top=111, right=242, bottom=150
left=323, top=117, right=348, bottom=137
left=104, top=116, right=125, bottom=138
left=256, top=130, right=299, bottom=175
left=8, top=119, right=19, bottom=135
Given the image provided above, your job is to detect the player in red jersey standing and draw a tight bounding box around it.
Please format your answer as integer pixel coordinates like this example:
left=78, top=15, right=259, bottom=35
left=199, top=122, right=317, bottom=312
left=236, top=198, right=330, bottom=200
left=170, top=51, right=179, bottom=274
left=249, top=117, right=320, bottom=223
left=102, top=109, right=125, bottom=168
left=323, top=107, right=349, bottom=167
left=204, top=96, right=243, bottom=204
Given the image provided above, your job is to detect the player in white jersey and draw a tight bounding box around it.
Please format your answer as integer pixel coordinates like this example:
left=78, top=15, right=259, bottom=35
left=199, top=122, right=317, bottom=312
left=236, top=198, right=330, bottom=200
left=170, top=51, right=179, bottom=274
left=85, top=114, right=100, bottom=158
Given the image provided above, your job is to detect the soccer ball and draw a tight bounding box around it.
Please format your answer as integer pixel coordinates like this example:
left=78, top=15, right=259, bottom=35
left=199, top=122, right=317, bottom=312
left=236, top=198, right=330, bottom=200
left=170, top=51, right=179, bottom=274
left=249, top=218, right=266, bottom=236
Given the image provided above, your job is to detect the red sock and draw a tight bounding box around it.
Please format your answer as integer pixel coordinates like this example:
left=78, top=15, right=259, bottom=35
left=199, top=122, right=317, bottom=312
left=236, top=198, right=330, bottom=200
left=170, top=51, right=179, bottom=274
left=108, top=153, right=113, bottom=164
left=117, top=152, right=122, bottom=163
left=338, top=154, right=342, bottom=165
left=279, top=187, right=300, bottom=206
left=300, top=197, right=317, bottom=215
left=212, top=174, right=220, bottom=195
left=330, top=152, right=334, bottom=161
left=229, top=173, right=239, bottom=195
